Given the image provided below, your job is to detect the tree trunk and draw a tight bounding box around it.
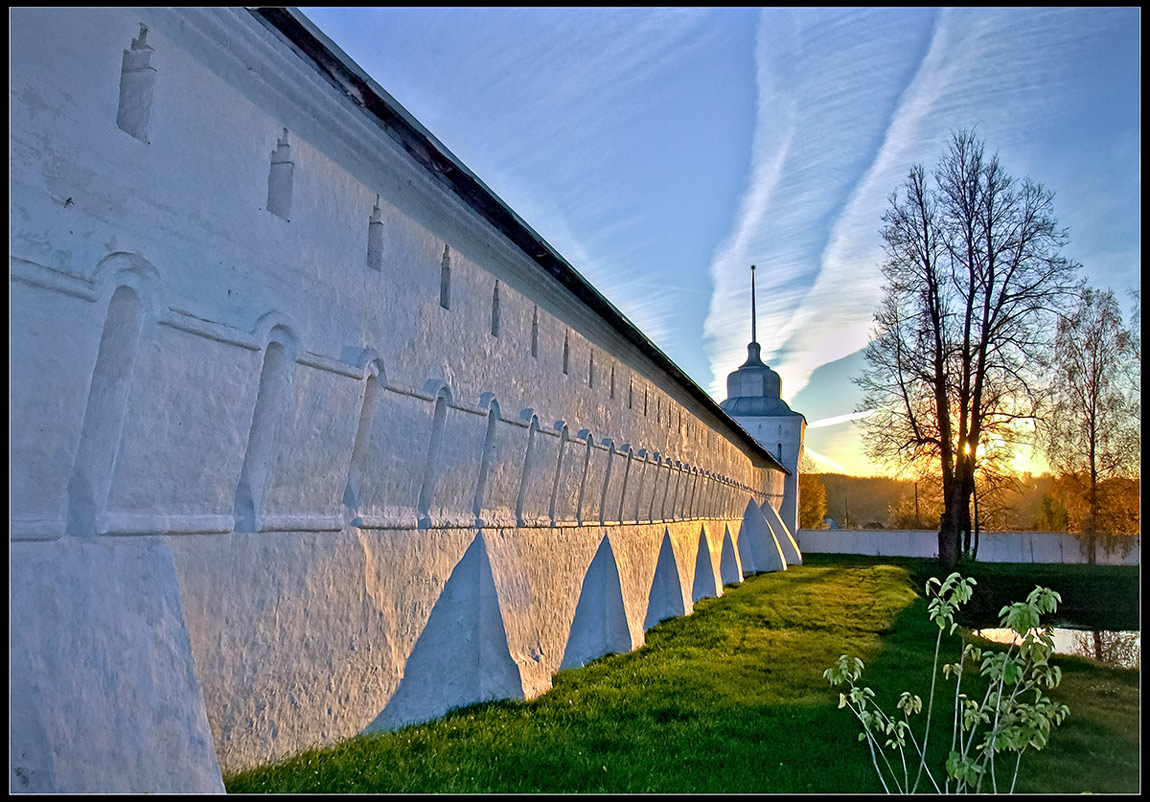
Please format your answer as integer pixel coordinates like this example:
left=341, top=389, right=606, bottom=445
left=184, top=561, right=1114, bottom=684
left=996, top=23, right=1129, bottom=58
left=938, top=522, right=959, bottom=567
left=938, top=484, right=964, bottom=567
left=972, top=485, right=980, bottom=561
left=953, top=458, right=976, bottom=561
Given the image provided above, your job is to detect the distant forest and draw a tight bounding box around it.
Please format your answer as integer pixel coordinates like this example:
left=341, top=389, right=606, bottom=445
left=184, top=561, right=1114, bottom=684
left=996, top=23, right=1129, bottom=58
left=806, top=472, right=1125, bottom=532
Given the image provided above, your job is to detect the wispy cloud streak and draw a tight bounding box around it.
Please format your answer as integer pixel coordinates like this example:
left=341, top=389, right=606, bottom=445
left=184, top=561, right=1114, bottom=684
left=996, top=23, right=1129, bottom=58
left=806, top=410, right=876, bottom=430
left=803, top=447, right=848, bottom=474
left=703, top=8, right=938, bottom=399
left=704, top=7, right=1134, bottom=406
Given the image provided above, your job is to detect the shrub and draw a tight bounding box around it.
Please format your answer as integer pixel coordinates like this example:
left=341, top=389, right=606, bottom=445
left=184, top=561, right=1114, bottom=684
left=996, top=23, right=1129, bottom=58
left=824, top=573, right=1070, bottom=793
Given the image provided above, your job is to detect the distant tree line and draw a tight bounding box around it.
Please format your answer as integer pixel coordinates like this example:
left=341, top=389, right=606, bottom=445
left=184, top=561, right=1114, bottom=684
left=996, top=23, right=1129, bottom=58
left=799, top=471, right=1140, bottom=541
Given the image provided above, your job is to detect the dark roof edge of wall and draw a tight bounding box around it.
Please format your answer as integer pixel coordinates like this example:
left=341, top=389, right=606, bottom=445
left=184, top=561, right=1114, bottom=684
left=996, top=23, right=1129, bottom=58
left=249, top=7, right=788, bottom=476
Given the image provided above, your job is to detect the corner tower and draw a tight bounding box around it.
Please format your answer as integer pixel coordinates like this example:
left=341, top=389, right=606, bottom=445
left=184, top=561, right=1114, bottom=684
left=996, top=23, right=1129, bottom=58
left=719, top=264, right=806, bottom=534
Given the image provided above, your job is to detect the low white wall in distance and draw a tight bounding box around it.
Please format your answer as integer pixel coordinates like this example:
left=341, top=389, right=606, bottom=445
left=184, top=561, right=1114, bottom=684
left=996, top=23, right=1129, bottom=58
left=796, top=529, right=1140, bottom=566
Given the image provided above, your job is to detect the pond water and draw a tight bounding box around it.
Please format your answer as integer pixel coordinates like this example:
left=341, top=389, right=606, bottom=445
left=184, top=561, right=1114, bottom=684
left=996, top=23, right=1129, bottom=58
left=971, top=627, right=1140, bottom=669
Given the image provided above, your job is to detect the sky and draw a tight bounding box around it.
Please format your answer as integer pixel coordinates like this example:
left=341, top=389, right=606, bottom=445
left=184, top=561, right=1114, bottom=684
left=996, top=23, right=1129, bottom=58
left=300, top=7, right=1141, bottom=476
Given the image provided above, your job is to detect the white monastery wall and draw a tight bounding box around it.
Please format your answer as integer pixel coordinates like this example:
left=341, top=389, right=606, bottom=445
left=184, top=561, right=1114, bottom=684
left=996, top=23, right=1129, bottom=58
left=10, top=7, right=790, bottom=792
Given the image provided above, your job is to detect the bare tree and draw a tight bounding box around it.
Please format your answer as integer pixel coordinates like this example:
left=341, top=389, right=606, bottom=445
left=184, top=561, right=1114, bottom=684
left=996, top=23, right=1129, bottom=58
left=856, top=130, right=1081, bottom=566
left=1042, top=287, right=1139, bottom=562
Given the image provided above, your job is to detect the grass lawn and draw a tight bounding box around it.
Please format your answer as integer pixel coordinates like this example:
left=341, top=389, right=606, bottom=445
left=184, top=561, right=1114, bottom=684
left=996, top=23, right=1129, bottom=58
left=224, top=554, right=1139, bottom=794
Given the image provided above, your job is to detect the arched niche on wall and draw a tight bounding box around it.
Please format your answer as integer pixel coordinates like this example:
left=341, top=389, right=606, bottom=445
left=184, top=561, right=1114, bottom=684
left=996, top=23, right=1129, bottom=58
left=598, top=438, right=618, bottom=526
left=66, top=253, right=164, bottom=537
left=669, top=460, right=684, bottom=520
left=514, top=410, right=540, bottom=528
left=417, top=381, right=454, bottom=529
left=233, top=315, right=300, bottom=533
left=682, top=464, right=698, bottom=520
left=472, top=393, right=501, bottom=525
left=644, top=451, right=661, bottom=523
left=611, top=442, right=634, bottom=525
left=631, top=448, right=650, bottom=524
left=658, top=455, right=675, bottom=523
left=548, top=422, right=570, bottom=527
left=688, top=466, right=702, bottom=519
left=343, top=352, right=387, bottom=516
left=676, top=462, right=685, bottom=520
left=574, top=428, right=595, bottom=526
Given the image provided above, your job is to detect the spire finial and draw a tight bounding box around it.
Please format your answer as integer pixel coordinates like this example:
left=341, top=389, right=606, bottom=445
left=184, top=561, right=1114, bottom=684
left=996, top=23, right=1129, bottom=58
left=750, top=264, right=758, bottom=346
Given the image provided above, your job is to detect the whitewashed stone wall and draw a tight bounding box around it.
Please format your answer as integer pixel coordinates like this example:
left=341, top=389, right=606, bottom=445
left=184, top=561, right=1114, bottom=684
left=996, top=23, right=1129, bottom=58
left=10, top=7, right=788, bottom=792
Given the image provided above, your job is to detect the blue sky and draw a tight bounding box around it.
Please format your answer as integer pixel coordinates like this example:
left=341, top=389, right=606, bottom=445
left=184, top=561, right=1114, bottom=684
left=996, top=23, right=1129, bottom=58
left=300, top=7, right=1140, bottom=475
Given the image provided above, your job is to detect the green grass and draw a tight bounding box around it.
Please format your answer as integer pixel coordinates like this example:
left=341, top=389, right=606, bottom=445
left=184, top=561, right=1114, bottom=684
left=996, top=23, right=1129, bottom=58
left=224, top=555, right=1139, bottom=794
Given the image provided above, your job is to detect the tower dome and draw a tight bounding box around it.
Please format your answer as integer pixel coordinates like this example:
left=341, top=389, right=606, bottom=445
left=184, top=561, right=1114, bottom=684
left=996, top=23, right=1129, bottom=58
left=720, top=341, right=797, bottom=416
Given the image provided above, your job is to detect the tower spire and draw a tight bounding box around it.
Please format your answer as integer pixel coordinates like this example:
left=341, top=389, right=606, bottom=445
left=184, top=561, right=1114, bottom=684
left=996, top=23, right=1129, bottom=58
left=742, top=264, right=764, bottom=367
left=750, top=264, right=757, bottom=345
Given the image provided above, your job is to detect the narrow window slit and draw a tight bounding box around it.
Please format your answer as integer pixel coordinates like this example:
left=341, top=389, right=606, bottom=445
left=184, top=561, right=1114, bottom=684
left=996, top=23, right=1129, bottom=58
left=116, top=24, right=156, bottom=142
left=439, top=245, right=451, bottom=309
left=367, top=195, right=384, bottom=270
left=491, top=281, right=501, bottom=337
left=266, top=128, right=293, bottom=220
left=530, top=306, right=539, bottom=357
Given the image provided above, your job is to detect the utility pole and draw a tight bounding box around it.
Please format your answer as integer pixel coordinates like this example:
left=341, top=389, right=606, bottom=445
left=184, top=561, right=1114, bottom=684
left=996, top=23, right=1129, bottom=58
left=914, top=481, right=920, bottom=529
